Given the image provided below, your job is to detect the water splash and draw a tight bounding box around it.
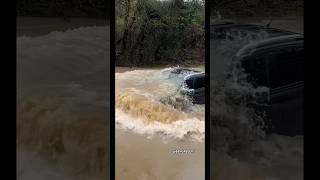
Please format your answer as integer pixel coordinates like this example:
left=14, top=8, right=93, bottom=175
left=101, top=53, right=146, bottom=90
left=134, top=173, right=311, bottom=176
left=115, top=68, right=205, bottom=141
left=210, top=30, right=270, bottom=151
left=210, top=21, right=303, bottom=180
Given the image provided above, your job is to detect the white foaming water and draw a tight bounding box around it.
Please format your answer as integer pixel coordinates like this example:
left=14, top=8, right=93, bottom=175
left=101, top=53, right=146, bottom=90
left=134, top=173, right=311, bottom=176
left=210, top=32, right=270, bottom=150
left=116, top=109, right=204, bottom=141
left=115, top=68, right=205, bottom=142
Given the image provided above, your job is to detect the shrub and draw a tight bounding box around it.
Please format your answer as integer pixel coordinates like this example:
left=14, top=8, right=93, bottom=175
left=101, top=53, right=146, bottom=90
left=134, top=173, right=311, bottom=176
left=115, top=0, right=205, bottom=66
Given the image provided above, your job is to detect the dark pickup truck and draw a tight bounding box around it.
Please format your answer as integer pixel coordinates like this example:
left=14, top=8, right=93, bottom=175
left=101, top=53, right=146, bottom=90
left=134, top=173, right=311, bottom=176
left=211, top=22, right=304, bottom=136
left=168, top=68, right=205, bottom=104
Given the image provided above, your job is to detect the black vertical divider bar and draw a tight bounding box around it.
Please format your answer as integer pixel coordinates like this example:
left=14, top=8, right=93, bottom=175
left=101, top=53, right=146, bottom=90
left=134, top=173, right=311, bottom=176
left=110, top=0, right=116, bottom=179
left=14, top=3, right=18, bottom=179
left=205, top=0, right=211, bottom=179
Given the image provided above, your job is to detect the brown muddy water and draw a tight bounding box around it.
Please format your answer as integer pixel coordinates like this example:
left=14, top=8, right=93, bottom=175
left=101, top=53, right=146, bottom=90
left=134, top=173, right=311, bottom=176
left=115, top=68, right=205, bottom=180
left=17, top=17, right=109, bottom=180
left=116, top=129, right=205, bottom=180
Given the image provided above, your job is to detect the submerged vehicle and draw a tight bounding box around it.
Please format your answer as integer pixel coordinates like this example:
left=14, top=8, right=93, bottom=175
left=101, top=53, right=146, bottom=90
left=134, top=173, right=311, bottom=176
left=182, top=72, right=205, bottom=104
left=167, top=68, right=205, bottom=104
left=211, top=22, right=304, bottom=136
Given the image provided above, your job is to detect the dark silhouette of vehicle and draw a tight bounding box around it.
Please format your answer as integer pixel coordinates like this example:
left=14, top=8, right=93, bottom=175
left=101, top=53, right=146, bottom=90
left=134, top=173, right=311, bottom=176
left=168, top=68, right=205, bottom=104
left=211, top=22, right=304, bottom=136
left=182, top=72, right=205, bottom=104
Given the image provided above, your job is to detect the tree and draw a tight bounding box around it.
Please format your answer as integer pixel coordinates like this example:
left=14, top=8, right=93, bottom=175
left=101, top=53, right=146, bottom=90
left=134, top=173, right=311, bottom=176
left=116, top=0, right=205, bottom=66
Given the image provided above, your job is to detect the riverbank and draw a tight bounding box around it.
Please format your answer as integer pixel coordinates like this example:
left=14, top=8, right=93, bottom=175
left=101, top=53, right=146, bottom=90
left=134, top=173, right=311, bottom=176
left=115, top=64, right=205, bottom=73
left=17, top=16, right=107, bottom=37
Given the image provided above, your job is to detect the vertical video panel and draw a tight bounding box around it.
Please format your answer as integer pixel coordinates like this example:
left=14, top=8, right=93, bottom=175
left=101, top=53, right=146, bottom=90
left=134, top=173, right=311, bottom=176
left=17, top=1, right=110, bottom=180
left=115, top=0, right=205, bottom=179
left=210, top=0, right=303, bottom=179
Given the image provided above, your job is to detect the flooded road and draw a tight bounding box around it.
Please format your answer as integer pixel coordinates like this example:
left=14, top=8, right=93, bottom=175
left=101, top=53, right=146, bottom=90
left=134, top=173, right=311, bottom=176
left=115, top=68, right=205, bottom=180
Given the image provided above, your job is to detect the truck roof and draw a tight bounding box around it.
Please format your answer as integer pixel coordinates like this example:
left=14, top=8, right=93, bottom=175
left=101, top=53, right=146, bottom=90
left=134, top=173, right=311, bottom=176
left=235, top=34, right=304, bottom=58
left=184, top=72, right=205, bottom=81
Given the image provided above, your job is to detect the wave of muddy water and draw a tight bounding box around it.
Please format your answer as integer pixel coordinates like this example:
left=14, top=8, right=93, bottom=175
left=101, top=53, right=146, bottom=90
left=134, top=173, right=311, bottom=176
left=17, top=26, right=110, bottom=180
left=115, top=68, right=205, bottom=180
left=210, top=24, right=303, bottom=180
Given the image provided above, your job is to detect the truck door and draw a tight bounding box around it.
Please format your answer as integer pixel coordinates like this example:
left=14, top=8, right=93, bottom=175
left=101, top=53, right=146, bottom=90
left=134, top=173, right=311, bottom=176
left=193, top=75, right=205, bottom=104
left=267, top=44, right=304, bottom=135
